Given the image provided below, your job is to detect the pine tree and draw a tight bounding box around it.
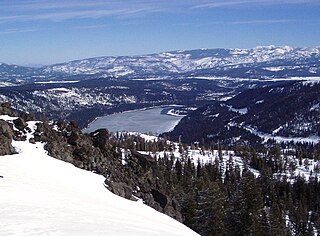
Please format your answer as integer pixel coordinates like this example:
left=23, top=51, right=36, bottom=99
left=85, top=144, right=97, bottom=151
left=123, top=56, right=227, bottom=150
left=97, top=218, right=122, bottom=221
left=225, top=170, right=264, bottom=235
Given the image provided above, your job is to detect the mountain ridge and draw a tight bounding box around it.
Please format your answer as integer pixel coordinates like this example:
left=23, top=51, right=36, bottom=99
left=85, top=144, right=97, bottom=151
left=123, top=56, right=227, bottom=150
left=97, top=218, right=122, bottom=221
left=1, top=45, right=319, bottom=82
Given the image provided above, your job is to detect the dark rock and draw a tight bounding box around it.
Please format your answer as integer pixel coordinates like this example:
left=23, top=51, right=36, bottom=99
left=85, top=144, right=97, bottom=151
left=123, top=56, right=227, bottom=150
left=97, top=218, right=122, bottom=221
left=67, top=131, right=80, bottom=145
left=131, top=150, right=156, bottom=168
left=0, top=120, right=13, bottom=139
left=0, top=119, right=15, bottom=155
left=0, top=102, right=15, bottom=116
left=29, top=138, right=36, bottom=144
left=13, top=134, right=27, bottom=141
left=70, top=121, right=79, bottom=131
left=33, top=133, right=42, bottom=142
left=151, top=189, right=168, bottom=208
left=13, top=118, right=27, bottom=131
left=1, top=102, right=11, bottom=109
left=91, top=129, right=110, bottom=151
left=105, top=180, right=134, bottom=200
left=19, top=112, right=35, bottom=122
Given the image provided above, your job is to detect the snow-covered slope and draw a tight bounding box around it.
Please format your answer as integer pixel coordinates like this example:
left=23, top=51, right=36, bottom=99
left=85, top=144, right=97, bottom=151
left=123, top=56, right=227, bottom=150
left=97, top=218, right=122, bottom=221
left=0, top=120, right=198, bottom=235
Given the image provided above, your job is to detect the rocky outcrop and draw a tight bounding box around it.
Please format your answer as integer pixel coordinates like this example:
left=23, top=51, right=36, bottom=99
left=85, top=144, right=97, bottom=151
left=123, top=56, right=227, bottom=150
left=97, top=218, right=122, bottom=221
left=37, top=121, right=183, bottom=222
left=104, top=180, right=135, bottom=200
left=13, top=118, right=27, bottom=131
left=0, top=119, right=15, bottom=155
left=131, top=150, right=156, bottom=169
left=19, top=112, right=36, bottom=122
left=0, top=102, right=15, bottom=116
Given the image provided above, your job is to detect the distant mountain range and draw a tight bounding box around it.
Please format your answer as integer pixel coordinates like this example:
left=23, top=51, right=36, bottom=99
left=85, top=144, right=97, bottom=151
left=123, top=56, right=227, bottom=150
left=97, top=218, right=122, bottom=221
left=1, top=46, right=320, bottom=84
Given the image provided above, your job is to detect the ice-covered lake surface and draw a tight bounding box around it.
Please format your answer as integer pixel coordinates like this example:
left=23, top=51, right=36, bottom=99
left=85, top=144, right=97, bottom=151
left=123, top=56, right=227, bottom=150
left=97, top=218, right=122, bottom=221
left=83, top=107, right=184, bottom=134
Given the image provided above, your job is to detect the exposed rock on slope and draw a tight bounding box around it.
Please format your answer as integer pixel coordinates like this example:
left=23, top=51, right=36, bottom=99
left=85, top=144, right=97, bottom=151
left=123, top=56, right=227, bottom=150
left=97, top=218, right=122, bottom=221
left=35, top=119, right=183, bottom=221
left=0, top=119, right=15, bottom=155
left=0, top=102, right=16, bottom=155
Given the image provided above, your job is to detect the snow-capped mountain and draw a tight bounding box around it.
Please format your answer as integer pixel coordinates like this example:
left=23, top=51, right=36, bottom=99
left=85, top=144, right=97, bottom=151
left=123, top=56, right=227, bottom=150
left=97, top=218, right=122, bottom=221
left=42, top=45, right=320, bottom=78
left=1, top=46, right=319, bottom=82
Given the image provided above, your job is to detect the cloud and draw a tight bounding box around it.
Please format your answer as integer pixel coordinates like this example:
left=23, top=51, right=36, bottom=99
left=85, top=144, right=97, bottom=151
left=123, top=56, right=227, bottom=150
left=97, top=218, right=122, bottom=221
left=231, top=19, right=297, bottom=24
left=75, top=24, right=108, bottom=30
left=0, top=0, right=159, bottom=23
left=172, top=19, right=301, bottom=29
left=0, top=28, right=39, bottom=35
left=192, top=0, right=320, bottom=9
left=0, top=0, right=318, bottom=24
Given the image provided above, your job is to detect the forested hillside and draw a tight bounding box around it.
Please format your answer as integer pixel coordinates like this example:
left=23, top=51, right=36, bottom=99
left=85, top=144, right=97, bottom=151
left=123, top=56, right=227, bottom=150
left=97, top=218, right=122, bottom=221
left=165, top=81, right=320, bottom=147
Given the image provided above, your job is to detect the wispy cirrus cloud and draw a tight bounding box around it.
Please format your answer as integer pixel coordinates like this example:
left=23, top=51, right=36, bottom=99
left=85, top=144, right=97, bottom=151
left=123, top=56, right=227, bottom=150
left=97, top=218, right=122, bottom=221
left=192, top=0, right=320, bottom=9
left=0, top=0, right=161, bottom=23
left=231, top=19, right=297, bottom=24
left=0, top=28, right=39, bottom=35
left=0, top=0, right=318, bottom=24
left=174, top=18, right=300, bottom=27
left=75, top=24, right=108, bottom=30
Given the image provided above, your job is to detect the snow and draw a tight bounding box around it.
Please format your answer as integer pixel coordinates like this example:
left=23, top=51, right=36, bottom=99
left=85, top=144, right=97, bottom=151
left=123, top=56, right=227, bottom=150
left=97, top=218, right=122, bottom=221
left=0, top=119, right=198, bottom=236
left=264, top=66, right=285, bottom=72
left=44, top=46, right=320, bottom=76
left=244, top=126, right=320, bottom=144
left=139, top=143, right=260, bottom=179
left=274, top=155, right=320, bottom=183
left=167, top=109, right=186, bottom=117
left=0, top=81, right=19, bottom=87
left=310, top=103, right=320, bottom=111
left=34, top=80, right=79, bottom=84
left=225, top=105, right=248, bottom=115
left=264, top=77, right=320, bottom=83
left=0, top=115, right=18, bottom=121
left=272, top=126, right=283, bottom=135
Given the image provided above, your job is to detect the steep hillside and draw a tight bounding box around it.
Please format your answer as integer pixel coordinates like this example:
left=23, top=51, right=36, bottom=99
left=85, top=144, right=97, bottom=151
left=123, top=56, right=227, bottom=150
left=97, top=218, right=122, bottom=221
left=165, top=81, right=320, bottom=146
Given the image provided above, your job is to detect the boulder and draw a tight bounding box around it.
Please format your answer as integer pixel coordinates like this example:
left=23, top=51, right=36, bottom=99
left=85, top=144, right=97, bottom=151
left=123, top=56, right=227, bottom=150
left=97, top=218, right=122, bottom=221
left=131, top=150, right=155, bottom=168
left=0, top=102, right=15, bottom=116
left=0, top=120, right=15, bottom=155
left=91, top=129, right=110, bottom=151
left=104, top=180, right=134, bottom=200
left=1, top=102, right=11, bottom=109
left=151, top=189, right=168, bottom=208
left=19, top=112, right=35, bottom=122
left=13, top=118, right=27, bottom=131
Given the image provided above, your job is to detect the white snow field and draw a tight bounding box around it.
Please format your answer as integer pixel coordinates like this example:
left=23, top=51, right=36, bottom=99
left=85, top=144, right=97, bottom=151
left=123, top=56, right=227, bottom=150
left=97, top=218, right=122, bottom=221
left=0, top=121, right=198, bottom=236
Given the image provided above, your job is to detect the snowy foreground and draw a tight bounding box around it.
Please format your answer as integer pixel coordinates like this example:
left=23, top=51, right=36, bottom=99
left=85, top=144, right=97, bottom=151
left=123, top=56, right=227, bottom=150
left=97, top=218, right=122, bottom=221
left=0, top=121, right=198, bottom=235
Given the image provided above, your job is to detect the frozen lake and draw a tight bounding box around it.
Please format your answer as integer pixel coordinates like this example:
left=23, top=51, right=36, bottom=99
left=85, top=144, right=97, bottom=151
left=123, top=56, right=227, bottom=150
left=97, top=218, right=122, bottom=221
left=83, top=107, right=184, bottom=134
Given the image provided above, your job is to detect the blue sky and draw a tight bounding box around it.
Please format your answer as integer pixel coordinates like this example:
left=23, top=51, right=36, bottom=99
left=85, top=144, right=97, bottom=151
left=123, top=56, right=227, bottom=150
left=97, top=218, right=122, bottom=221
left=1, top=0, right=320, bottom=65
